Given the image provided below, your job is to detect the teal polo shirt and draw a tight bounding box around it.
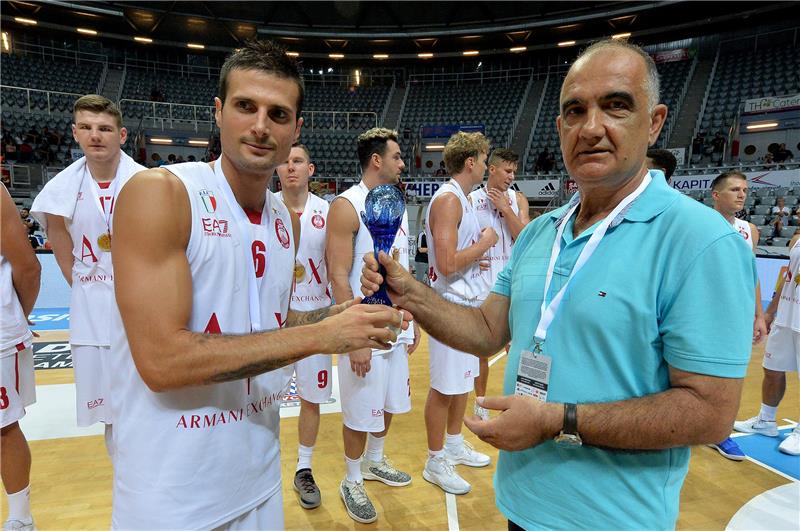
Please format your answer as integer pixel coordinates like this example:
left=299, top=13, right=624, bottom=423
left=491, top=170, right=756, bottom=530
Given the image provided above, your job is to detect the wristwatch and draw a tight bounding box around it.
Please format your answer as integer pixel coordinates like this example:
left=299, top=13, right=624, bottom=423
left=554, top=403, right=583, bottom=448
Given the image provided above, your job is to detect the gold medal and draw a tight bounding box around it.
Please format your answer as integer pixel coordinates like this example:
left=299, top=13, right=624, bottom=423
left=294, top=262, right=305, bottom=281
left=97, top=232, right=112, bottom=252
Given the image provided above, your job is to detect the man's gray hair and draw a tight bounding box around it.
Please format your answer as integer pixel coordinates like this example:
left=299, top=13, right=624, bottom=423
left=574, top=39, right=661, bottom=111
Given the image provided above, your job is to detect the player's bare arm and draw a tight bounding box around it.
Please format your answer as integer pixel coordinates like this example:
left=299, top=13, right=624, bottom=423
left=362, top=251, right=510, bottom=357
left=1, top=186, right=41, bottom=315
left=113, top=169, right=404, bottom=392
left=430, top=193, right=496, bottom=276
left=466, top=366, right=743, bottom=452
left=325, top=196, right=373, bottom=376
left=43, top=214, right=74, bottom=286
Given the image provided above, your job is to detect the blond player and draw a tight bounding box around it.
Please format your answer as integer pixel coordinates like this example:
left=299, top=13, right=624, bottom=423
left=326, top=128, right=419, bottom=524
left=30, top=95, right=144, bottom=455
left=469, top=148, right=529, bottom=419
left=108, top=41, right=406, bottom=530
left=423, top=131, right=497, bottom=495
left=276, top=144, right=331, bottom=509
left=1, top=185, right=41, bottom=531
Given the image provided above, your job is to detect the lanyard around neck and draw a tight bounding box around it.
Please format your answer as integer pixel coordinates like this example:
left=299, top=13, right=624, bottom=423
left=212, top=159, right=265, bottom=332
left=84, top=164, right=120, bottom=231
left=534, top=174, right=652, bottom=345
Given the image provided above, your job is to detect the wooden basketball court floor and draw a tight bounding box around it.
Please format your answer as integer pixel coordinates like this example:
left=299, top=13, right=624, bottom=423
left=2, top=328, right=797, bottom=530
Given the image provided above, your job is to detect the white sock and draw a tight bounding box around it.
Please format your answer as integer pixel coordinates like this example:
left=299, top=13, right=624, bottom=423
left=104, top=424, right=115, bottom=459
left=445, top=432, right=463, bottom=453
left=297, top=444, right=314, bottom=471
left=6, top=484, right=32, bottom=522
left=428, top=448, right=445, bottom=460
left=345, top=455, right=362, bottom=483
left=759, top=403, right=778, bottom=422
left=365, top=434, right=385, bottom=463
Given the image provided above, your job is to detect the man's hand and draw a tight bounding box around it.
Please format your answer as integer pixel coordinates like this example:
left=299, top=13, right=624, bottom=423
left=463, top=395, right=560, bottom=452
left=317, top=302, right=411, bottom=354
left=349, top=348, right=372, bottom=377
left=361, top=251, right=418, bottom=307
left=752, top=314, right=768, bottom=344
left=408, top=321, right=421, bottom=355
left=478, top=227, right=499, bottom=249
left=487, top=188, right=510, bottom=214
left=764, top=312, right=775, bottom=333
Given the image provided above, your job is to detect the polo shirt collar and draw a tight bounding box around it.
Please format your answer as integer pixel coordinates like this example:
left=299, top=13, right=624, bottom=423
left=549, top=169, right=677, bottom=227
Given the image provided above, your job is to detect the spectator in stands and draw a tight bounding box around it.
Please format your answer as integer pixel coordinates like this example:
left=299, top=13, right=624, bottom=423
left=149, top=152, right=164, bottom=167
left=187, top=155, right=197, bottom=162
left=1, top=173, right=11, bottom=188
left=771, top=197, right=792, bottom=236
left=773, top=143, right=794, bottom=163
left=711, top=132, right=725, bottom=163
left=691, top=133, right=705, bottom=160
left=763, top=152, right=775, bottom=165
left=536, top=147, right=555, bottom=172
left=167, top=154, right=177, bottom=165
left=414, top=222, right=428, bottom=284
left=646, top=148, right=677, bottom=184
left=434, top=161, right=447, bottom=177
left=42, top=127, right=62, bottom=147
left=23, top=128, right=40, bottom=146
left=18, top=143, right=33, bottom=164
left=2, top=136, right=18, bottom=162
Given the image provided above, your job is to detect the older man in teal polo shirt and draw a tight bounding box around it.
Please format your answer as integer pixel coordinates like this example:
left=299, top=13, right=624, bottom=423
left=360, top=38, right=755, bottom=530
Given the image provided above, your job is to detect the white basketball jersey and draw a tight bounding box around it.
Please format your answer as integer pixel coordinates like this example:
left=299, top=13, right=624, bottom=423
left=0, top=254, right=31, bottom=354
left=277, top=191, right=331, bottom=311
left=60, top=161, right=142, bottom=345
left=774, top=239, right=800, bottom=332
left=338, top=182, right=413, bottom=349
left=470, top=185, right=519, bottom=293
left=733, top=218, right=753, bottom=248
left=108, top=161, right=295, bottom=530
left=426, top=180, right=488, bottom=302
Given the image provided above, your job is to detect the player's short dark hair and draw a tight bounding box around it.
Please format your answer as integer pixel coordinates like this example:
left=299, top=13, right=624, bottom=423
left=73, top=94, right=123, bottom=128
left=488, top=148, right=519, bottom=167
left=711, top=170, right=747, bottom=191
left=218, top=40, right=304, bottom=116
left=646, top=148, right=677, bottom=179
left=356, top=128, right=399, bottom=170
left=291, top=143, right=311, bottom=161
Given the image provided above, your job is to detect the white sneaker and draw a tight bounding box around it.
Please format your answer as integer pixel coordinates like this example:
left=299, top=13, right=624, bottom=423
left=778, top=427, right=800, bottom=456
left=2, top=519, right=36, bottom=531
left=473, top=402, right=490, bottom=421
left=733, top=416, right=779, bottom=437
left=423, top=456, right=471, bottom=495
left=445, top=440, right=491, bottom=467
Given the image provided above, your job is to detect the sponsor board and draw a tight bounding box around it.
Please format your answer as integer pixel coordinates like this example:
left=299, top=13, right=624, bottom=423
left=28, top=307, right=70, bottom=331
left=33, top=342, right=73, bottom=369
left=517, top=179, right=560, bottom=198
left=743, top=93, right=800, bottom=114
left=671, top=169, right=800, bottom=191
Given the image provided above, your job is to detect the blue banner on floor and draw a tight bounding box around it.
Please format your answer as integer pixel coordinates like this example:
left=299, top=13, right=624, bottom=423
left=29, top=307, right=70, bottom=331
left=735, top=428, right=800, bottom=480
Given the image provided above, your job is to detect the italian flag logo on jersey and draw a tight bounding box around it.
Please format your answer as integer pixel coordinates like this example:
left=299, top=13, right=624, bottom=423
left=199, top=189, right=217, bottom=213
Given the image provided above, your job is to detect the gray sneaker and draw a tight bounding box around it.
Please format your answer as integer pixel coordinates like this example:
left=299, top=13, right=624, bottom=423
left=360, top=455, right=412, bottom=487
left=2, top=520, right=36, bottom=531
left=339, top=478, right=378, bottom=524
left=293, top=468, right=321, bottom=509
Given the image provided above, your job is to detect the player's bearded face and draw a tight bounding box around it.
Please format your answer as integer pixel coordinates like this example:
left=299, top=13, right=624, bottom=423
left=215, top=69, right=302, bottom=174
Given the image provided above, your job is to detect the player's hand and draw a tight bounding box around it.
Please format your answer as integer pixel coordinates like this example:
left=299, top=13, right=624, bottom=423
left=319, top=302, right=410, bottom=354
left=487, top=188, right=509, bottom=213
left=348, top=348, right=372, bottom=377
left=478, top=255, right=491, bottom=271
left=764, top=312, right=775, bottom=333
left=27, top=318, right=40, bottom=338
left=361, top=251, right=417, bottom=307
left=408, top=321, right=421, bottom=355
left=752, top=314, right=768, bottom=344
left=479, top=227, right=499, bottom=249
left=463, top=395, right=560, bottom=451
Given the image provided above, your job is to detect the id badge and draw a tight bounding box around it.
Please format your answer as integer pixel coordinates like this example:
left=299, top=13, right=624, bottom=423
left=514, top=349, right=552, bottom=402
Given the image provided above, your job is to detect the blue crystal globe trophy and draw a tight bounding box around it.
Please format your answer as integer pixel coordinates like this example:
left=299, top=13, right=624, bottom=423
left=360, top=184, right=405, bottom=307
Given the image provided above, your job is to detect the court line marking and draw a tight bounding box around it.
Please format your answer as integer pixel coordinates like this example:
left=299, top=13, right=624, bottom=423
left=445, top=492, right=460, bottom=531
left=744, top=456, right=799, bottom=483
left=488, top=350, right=507, bottom=367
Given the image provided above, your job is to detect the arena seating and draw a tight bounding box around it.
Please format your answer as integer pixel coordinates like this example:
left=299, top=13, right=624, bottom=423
left=398, top=79, right=528, bottom=156
left=698, top=43, right=800, bottom=136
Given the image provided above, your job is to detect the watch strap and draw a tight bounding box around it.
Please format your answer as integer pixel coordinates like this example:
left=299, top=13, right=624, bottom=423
left=562, top=403, right=578, bottom=435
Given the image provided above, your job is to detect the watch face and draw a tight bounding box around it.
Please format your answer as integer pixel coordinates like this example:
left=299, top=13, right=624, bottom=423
left=554, top=433, right=583, bottom=448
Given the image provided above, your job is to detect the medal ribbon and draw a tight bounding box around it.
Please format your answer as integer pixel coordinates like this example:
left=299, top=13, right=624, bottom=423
left=84, top=163, right=121, bottom=236
left=533, top=173, right=652, bottom=347
left=212, top=158, right=266, bottom=333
